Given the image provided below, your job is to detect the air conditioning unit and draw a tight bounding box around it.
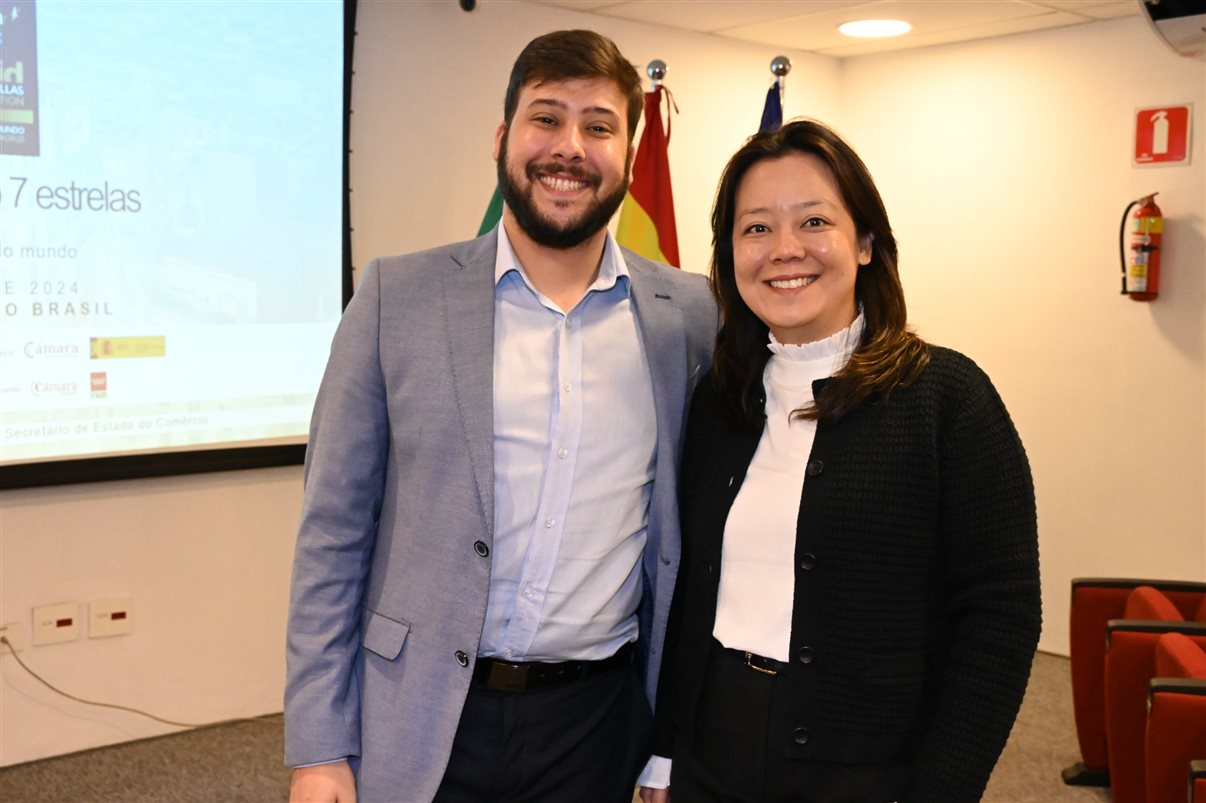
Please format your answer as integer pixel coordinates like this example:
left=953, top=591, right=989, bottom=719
left=1137, top=0, right=1206, bottom=60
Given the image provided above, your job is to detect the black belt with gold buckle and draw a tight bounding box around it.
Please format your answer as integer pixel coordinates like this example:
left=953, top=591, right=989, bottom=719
left=743, top=650, right=784, bottom=677
left=472, top=642, right=634, bottom=692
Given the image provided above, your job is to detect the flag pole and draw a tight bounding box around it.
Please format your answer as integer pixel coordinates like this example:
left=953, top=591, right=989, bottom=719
left=646, top=59, right=667, bottom=88
left=770, top=55, right=791, bottom=115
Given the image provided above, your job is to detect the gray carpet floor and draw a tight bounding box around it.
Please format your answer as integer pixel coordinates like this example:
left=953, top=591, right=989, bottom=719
left=0, top=651, right=1111, bottom=802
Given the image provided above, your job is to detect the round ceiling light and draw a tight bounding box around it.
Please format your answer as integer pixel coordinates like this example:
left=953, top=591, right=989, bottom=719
left=838, top=19, right=913, bottom=38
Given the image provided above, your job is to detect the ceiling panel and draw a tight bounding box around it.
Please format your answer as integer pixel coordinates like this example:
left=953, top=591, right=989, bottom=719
left=717, top=1, right=1056, bottom=52
left=1032, top=0, right=1136, bottom=16
left=524, top=0, right=1139, bottom=57
left=818, top=9, right=1086, bottom=55
left=585, top=1, right=870, bottom=34
left=531, top=0, right=622, bottom=10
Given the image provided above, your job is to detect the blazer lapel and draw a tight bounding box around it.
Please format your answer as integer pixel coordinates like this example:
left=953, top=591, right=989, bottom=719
left=441, top=234, right=497, bottom=540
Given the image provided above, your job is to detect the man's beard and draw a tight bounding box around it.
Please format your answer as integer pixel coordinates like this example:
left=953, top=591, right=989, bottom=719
left=496, top=134, right=629, bottom=250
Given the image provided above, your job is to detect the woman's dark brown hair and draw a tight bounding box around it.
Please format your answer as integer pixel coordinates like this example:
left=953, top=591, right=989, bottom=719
left=710, top=119, right=929, bottom=429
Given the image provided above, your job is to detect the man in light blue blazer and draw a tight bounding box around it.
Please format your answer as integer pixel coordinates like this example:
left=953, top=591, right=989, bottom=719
left=285, top=30, right=716, bottom=803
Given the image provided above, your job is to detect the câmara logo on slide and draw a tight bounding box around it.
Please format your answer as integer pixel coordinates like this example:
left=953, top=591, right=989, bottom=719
left=31, top=379, right=76, bottom=397
left=24, top=340, right=80, bottom=358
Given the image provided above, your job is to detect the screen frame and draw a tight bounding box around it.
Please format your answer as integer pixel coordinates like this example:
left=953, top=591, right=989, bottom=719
left=0, top=0, right=357, bottom=491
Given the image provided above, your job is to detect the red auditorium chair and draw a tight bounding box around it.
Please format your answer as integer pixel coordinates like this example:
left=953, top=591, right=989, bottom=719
left=1146, top=633, right=1206, bottom=803
left=1064, top=578, right=1206, bottom=787
left=1103, top=589, right=1206, bottom=803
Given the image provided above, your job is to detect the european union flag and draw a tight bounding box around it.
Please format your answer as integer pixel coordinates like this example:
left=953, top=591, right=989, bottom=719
left=759, top=84, right=782, bottom=133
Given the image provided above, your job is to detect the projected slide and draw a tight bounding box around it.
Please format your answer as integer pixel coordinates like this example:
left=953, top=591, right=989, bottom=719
left=0, top=1, right=345, bottom=467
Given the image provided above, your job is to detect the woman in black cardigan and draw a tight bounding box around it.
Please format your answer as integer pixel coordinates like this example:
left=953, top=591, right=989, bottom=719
left=639, top=120, right=1041, bottom=803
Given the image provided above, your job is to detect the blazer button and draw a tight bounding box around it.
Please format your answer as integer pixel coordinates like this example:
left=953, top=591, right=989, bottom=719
left=473, top=540, right=489, bottom=558
left=793, top=727, right=810, bottom=745
left=799, top=553, right=817, bottom=571
left=455, top=650, right=469, bottom=667
left=806, top=459, right=824, bottom=477
left=797, top=646, right=815, bottom=664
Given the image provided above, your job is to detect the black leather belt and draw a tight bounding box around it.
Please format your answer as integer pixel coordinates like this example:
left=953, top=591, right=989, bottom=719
left=711, top=638, right=785, bottom=677
left=472, top=642, right=634, bottom=692
left=742, top=650, right=785, bottom=676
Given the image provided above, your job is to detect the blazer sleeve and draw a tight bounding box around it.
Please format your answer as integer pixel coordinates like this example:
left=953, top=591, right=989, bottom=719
left=909, top=363, right=1042, bottom=802
left=283, top=260, right=390, bottom=767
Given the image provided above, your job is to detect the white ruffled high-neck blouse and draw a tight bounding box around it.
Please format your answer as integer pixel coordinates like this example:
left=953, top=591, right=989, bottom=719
left=712, top=313, right=865, bottom=661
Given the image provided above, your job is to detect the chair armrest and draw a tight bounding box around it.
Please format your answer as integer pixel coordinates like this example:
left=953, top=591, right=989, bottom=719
left=1074, top=578, right=1206, bottom=595
left=1108, top=620, right=1206, bottom=647
left=1151, top=677, right=1206, bottom=696
left=1147, top=680, right=1206, bottom=803
left=1191, top=759, right=1206, bottom=803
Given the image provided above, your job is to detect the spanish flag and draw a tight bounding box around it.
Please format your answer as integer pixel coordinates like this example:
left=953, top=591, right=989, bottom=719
left=616, top=86, right=679, bottom=268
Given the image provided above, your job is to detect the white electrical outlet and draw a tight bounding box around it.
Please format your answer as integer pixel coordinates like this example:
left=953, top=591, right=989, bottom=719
left=0, top=622, right=25, bottom=653
left=89, top=595, right=134, bottom=638
left=32, top=602, right=80, bottom=646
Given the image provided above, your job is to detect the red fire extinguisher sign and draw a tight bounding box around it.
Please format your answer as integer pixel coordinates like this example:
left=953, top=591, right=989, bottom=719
left=1134, top=105, right=1191, bottom=166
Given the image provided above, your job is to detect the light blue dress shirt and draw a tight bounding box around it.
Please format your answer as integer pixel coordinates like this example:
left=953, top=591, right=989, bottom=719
left=479, top=226, right=657, bottom=662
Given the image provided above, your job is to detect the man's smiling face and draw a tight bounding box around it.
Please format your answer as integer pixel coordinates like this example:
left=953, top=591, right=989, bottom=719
left=494, top=76, right=632, bottom=250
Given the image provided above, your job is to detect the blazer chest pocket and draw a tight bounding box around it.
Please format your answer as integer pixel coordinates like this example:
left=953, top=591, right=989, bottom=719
left=361, top=608, right=411, bottom=661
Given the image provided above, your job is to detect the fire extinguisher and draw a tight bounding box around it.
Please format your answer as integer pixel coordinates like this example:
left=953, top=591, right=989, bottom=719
left=1119, top=193, right=1162, bottom=301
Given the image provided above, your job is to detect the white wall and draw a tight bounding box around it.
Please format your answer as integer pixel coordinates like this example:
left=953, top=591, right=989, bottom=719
left=1, top=468, right=300, bottom=765
left=838, top=17, right=1205, bottom=655
left=2, top=0, right=1202, bottom=767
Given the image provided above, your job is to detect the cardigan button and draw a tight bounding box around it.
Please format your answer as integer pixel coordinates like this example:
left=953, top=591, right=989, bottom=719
left=792, top=727, right=810, bottom=745
left=806, top=459, right=824, bottom=477
left=455, top=650, right=469, bottom=667
left=797, top=646, right=815, bottom=664
left=473, top=540, right=489, bottom=558
left=799, top=553, right=817, bottom=571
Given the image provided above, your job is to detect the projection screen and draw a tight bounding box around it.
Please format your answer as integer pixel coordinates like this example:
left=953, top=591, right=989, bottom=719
left=0, top=0, right=352, bottom=488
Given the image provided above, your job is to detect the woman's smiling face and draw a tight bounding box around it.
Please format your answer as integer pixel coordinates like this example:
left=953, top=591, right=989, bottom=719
left=732, top=152, right=871, bottom=345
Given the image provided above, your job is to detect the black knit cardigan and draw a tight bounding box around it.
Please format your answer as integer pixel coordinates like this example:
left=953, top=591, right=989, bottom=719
left=655, top=346, right=1042, bottom=802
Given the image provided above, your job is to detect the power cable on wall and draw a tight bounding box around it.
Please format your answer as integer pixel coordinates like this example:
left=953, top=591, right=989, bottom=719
left=0, top=636, right=278, bottom=730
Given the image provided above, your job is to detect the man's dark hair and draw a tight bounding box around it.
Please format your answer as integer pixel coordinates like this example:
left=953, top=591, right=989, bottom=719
left=709, top=118, right=930, bottom=428
left=503, top=30, right=643, bottom=143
